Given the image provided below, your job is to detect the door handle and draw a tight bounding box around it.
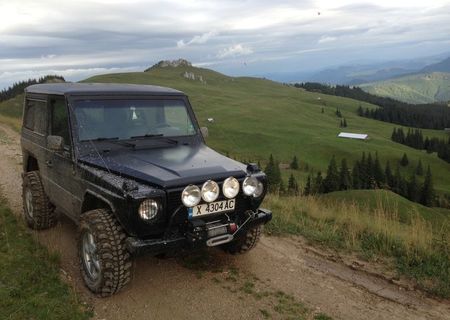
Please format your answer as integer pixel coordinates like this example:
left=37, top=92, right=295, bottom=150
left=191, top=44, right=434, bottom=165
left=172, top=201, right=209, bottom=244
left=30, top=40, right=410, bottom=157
left=46, top=160, right=53, bottom=167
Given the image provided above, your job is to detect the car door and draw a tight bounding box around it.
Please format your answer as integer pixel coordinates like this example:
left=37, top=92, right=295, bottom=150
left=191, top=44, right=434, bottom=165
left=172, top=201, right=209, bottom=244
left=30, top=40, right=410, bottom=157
left=22, top=96, right=51, bottom=192
left=46, top=95, right=81, bottom=219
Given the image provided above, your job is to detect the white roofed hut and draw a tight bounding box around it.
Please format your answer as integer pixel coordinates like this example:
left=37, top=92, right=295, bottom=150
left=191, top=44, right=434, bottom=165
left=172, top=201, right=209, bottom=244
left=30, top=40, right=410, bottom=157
left=338, top=132, right=368, bottom=140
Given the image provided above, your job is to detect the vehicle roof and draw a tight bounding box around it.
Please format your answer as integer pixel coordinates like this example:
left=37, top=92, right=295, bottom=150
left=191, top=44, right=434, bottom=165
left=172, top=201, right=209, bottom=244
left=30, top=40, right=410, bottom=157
left=25, top=83, right=185, bottom=96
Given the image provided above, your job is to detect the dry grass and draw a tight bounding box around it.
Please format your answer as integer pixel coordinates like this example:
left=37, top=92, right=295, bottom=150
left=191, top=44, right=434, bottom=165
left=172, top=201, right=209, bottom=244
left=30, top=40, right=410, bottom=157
left=264, top=194, right=450, bottom=297
left=0, top=115, right=21, bottom=132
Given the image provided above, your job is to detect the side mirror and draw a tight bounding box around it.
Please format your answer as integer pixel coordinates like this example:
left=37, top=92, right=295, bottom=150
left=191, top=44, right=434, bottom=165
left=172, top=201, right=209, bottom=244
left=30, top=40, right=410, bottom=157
left=200, top=127, right=209, bottom=139
left=47, top=135, right=64, bottom=152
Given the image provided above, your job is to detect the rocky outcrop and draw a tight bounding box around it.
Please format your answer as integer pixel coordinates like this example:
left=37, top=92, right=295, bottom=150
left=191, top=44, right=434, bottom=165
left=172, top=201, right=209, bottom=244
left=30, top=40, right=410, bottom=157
left=145, top=59, right=192, bottom=71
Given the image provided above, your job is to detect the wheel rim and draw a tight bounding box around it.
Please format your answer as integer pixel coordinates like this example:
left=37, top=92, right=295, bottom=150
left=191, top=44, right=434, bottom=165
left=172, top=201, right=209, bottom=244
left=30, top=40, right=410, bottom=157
left=25, top=188, right=33, bottom=218
left=82, top=231, right=101, bottom=281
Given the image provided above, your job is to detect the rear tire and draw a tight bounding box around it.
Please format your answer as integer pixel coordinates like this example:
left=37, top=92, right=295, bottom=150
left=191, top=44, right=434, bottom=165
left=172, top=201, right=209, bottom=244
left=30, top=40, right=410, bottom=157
left=79, top=208, right=132, bottom=296
left=222, top=225, right=262, bottom=254
left=22, top=171, right=56, bottom=230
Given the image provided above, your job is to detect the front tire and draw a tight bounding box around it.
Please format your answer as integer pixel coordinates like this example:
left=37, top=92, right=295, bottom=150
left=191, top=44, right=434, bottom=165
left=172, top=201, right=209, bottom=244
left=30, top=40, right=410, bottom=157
left=22, top=171, right=56, bottom=229
left=222, top=225, right=262, bottom=254
left=79, top=208, right=132, bottom=296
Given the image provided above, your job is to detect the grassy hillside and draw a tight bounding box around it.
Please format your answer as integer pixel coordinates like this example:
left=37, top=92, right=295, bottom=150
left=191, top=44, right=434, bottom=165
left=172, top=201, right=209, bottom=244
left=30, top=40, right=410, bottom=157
left=360, top=72, right=450, bottom=104
left=83, top=66, right=450, bottom=195
left=321, top=189, right=449, bottom=225
left=0, top=94, right=23, bottom=131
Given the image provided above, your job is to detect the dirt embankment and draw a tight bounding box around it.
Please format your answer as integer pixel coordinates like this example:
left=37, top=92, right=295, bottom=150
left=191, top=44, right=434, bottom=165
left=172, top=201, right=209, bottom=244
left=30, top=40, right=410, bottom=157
left=0, top=123, right=449, bottom=320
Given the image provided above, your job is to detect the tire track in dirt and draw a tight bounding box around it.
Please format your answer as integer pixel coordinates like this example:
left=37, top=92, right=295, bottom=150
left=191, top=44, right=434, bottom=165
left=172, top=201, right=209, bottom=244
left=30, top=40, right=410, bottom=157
left=0, top=123, right=449, bottom=320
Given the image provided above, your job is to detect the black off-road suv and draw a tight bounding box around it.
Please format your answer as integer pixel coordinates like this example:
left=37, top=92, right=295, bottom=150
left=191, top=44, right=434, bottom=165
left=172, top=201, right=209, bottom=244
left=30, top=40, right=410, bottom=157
left=21, top=83, right=271, bottom=296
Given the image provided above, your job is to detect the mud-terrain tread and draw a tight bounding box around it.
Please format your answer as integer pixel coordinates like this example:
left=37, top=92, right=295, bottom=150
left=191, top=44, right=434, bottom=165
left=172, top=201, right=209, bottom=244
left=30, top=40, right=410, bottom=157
left=224, top=225, right=262, bottom=254
left=79, top=209, right=132, bottom=297
left=22, top=171, right=56, bottom=229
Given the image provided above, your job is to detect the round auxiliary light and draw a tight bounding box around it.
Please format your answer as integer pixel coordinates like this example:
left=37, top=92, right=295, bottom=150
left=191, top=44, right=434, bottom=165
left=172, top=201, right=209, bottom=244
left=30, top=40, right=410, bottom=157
left=242, top=176, right=264, bottom=198
left=138, top=199, right=160, bottom=220
left=201, top=180, right=220, bottom=202
left=182, top=185, right=201, bottom=207
left=223, top=177, right=240, bottom=199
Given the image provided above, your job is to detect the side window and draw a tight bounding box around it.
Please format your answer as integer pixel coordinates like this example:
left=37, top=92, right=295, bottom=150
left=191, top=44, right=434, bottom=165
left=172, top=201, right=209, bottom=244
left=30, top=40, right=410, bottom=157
left=50, top=97, right=71, bottom=147
left=24, top=99, right=47, bottom=134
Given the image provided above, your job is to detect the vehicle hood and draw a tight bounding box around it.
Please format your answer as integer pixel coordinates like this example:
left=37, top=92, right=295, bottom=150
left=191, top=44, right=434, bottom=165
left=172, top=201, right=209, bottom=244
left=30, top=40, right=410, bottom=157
left=78, top=144, right=247, bottom=188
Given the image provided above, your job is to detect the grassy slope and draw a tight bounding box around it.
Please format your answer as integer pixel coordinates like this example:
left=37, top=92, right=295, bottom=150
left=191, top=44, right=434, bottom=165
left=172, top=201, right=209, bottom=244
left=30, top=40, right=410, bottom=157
left=0, top=94, right=23, bottom=131
left=0, top=198, right=91, bottom=319
left=360, top=72, right=450, bottom=104
left=321, top=189, right=449, bottom=225
left=83, top=66, right=450, bottom=195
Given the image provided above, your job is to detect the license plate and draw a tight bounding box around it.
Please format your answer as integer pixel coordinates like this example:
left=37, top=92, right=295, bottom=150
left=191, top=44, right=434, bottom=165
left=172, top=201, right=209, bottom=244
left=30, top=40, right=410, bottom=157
left=188, top=199, right=235, bottom=218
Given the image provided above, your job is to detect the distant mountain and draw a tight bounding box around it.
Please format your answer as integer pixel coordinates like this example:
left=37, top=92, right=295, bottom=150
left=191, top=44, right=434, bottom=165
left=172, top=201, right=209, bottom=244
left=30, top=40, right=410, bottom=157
left=308, top=64, right=417, bottom=85
left=360, top=72, right=450, bottom=104
left=420, top=57, right=450, bottom=73
left=264, top=53, right=450, bottom=85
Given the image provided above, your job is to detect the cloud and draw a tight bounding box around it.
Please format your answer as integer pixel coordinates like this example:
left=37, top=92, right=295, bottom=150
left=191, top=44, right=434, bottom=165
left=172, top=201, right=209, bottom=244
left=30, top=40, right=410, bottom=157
left=177, top=31, right=217, bottom=48
left=217, top=44, right=253, bottom=59
left=318, top=36, right=337, bottom=44
left=0, top=0, right=450, bottom=88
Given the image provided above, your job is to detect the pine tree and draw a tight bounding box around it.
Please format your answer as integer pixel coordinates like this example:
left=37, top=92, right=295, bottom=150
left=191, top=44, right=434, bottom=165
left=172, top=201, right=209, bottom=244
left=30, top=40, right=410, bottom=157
left=359, top=152, right=368, bottom=188
left=420, top=166, right=435, bottom=206
left=287, top=174, right=299, bottom=195
left=343, top=118, right=348, bottom=127
left=339, top=158, right=352, bottom=190
left=290, top=155, right=299, bottom=170
left=340, top=119, right=343, bottom=127
left=366, top=152, right=375, bottom=188
left=313, top=171, right=324, bottom=194
left=321, top=107, right=324, bottom=114
left=400, top=153, right=409, bottom=166
left=391, top=128, right=397, bottom=142
left=407, top=173, right=419, bottom=202
left=393, top=164, right=408, bottom=197
left=352, top=161, right=361, bottom=189
left=415, top=159, right=423, bottom=176
left=323, top=156, right=340, bottom=193
left=357, top=105, right=363, bottom=116
left=385, top=161, right=394, bottom=189
left=265, top=154, right=282, bottom=192
left=373, top=153, right=385, bottom=187
left=304, top=174, right=312, bottom=195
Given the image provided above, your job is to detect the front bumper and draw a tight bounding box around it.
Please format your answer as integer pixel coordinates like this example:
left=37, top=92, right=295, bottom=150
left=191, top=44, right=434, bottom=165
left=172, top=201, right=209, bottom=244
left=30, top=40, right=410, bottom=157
left=126, top=208, right=272, bottom=256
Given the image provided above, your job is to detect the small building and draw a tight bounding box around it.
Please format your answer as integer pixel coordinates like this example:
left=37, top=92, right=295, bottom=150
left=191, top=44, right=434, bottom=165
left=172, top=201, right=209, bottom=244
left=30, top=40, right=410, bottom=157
left=338, top=132, right=368, bottom=140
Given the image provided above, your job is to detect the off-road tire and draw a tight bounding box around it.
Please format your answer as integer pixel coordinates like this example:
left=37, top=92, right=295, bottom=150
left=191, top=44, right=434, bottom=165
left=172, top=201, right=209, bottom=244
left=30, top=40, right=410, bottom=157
left=79, top=209, right=132, bottom=296
left=223, top=225, right=262, bottom=254
left=22, top=171, right=56, bottom=229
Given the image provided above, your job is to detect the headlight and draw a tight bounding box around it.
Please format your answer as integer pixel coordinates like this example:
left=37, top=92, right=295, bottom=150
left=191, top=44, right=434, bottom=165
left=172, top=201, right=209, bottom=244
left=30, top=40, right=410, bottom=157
left=243, top=176, right=264, bottom=198
left=182, top=185, right=201, bottom=207
left=138, top=199, right=160, bottom=220
left=201, top=180, right=219, bottom=202
left=223, top=177, right=239, bottom=199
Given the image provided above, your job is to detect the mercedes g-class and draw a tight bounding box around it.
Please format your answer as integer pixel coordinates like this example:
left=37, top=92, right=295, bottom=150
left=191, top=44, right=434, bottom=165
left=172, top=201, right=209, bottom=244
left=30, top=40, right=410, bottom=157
left=21, top=83, right=271, bottom=296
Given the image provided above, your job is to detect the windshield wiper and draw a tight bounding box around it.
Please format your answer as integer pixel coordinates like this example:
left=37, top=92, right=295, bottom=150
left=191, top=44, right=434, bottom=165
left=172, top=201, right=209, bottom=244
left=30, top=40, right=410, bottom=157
left=81, top=137, right=136, bottom=148
left=129, top=134, right=178, bottom=145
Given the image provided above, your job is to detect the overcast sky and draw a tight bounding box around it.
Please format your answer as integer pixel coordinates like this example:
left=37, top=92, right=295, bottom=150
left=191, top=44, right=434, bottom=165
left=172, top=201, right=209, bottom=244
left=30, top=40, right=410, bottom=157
left=1, top=0, right=450, bottom=89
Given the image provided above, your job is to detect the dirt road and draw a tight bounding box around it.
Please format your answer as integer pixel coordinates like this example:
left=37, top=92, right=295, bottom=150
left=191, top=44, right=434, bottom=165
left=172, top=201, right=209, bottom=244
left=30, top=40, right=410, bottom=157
left=0, top=123, right=449, bottom=320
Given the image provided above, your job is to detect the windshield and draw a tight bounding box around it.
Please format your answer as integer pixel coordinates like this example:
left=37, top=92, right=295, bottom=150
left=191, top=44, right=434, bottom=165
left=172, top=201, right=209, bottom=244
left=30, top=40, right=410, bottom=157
left=73, top=99, right=196, bottom=141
